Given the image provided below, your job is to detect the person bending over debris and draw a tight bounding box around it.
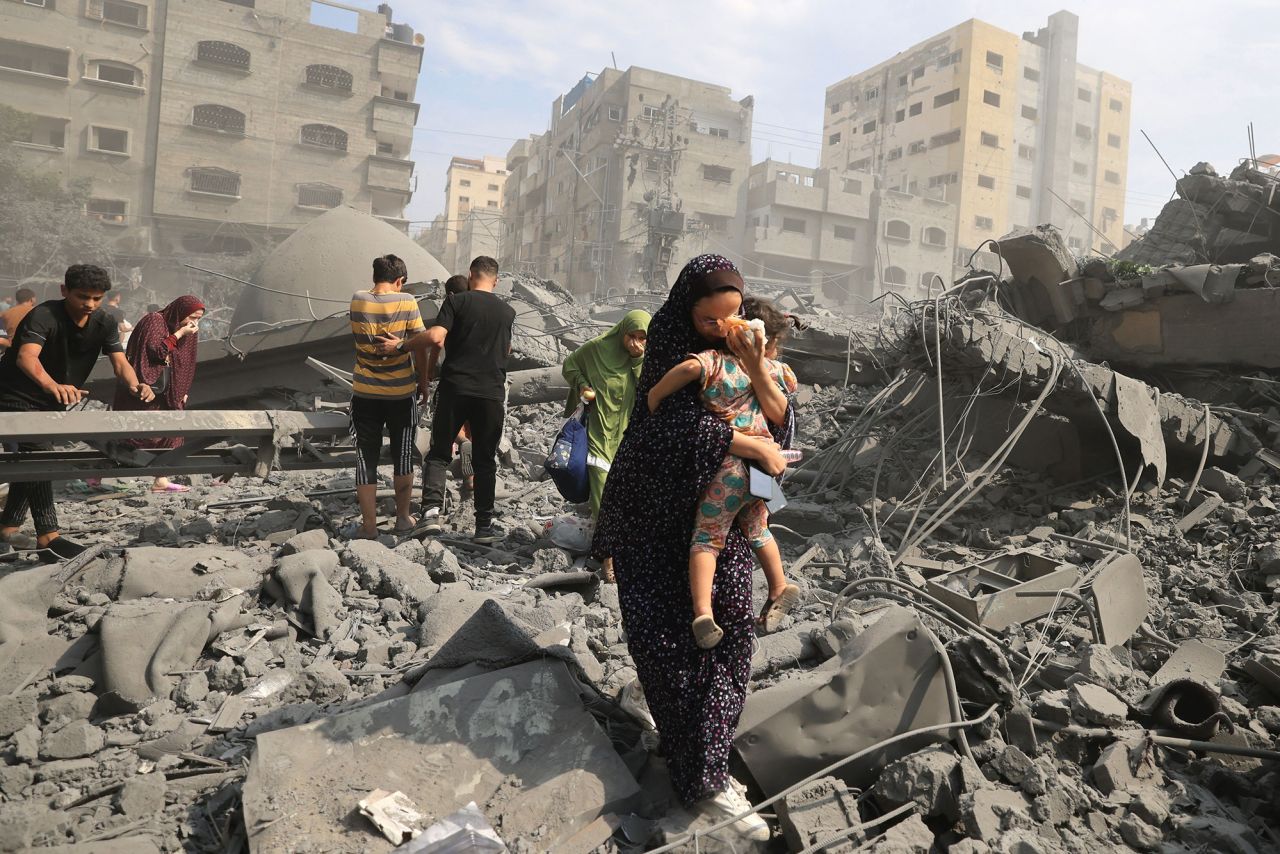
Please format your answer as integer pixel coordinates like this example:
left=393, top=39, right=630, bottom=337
left=380, top=256, right=515, bottom=544
left=112, top=295, right=205, bottom=494
left=647, top=297, right=801, bottom=649
left=561, top=309, right=650, bottom=579
left=594, top=255, right=790, bottom=842
left=347, top=255, right=426, bottom=539
left=0, top=265, right=154, bottom=562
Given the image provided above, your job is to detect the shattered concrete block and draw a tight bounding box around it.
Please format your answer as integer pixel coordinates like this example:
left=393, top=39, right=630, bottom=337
left=532, top=547, right=573, bottom=575
left=40, top=719, right=105, bottom=760
left=267, top=550, right=342, bottom=639
left=874, top=746, right=960, bottom=819
left=424, top=540, right=463, bottom=584
left=343, top=540, right=436, bottom=611
left=48, top=676, right=95, bottom=695
left=254, top=509, right=300, bottom=537
left=0, top=764, right=32, bottom=798
left=988, top=745, right=1035, bottom=788
left=1119, top=815, right=1162, bottom=851
left=12, top=725, right=39, bottom=763
left=116, top=772, right=167, bottom=817
left=865, top=813, right=934, bottom=852
left=777, top=776, right=861, bottom=852
left=178, top=515, right=216, bottom=539
left=1076, top=645, right=1140, bottom=694
left=0, top=692, right=37, bottom=738
left=281, top=528, right=329, bottom=555
left=1003, top=705, right=1039, bottom=757
left=961, top=787, right=1034, bottom=842
left=1092, top=740, right=1161, bottom=796
left=141, top=519, right=178, bottom=545
left=1198, top=467, right=1246, bottom=502
left=1069, top=682, right=1129, bottom=726
left=416, top=588, right=494, bottom=657
left=1256, top=543, right=1280, bottom=577
left=174, top=672, right=209, bottom=707
left=1032, top=690, right=1072, bottom=725
left=40, top=691, right=95, bottom=726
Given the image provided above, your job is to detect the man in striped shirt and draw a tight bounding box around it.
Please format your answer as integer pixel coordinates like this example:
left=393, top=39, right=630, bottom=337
left=347, top=254, right=425, bottom=538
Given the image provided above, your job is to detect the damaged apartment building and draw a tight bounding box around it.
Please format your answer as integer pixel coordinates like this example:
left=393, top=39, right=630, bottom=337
left=2, top=0, right=422, bottom=292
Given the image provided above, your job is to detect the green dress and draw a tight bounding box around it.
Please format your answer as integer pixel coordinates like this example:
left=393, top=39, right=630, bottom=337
left=561, top=310, right=651, bottom=517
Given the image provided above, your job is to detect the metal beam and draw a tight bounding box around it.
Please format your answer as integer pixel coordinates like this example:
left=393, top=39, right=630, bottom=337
left=0, top=410, right=349, bottom=444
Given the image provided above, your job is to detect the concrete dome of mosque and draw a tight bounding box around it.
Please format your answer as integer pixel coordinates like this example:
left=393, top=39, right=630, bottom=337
left=230, top=206, right=450, bottom=330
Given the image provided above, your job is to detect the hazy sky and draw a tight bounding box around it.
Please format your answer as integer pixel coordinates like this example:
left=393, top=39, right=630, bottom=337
left=371, top=0, right=1278, bottom=234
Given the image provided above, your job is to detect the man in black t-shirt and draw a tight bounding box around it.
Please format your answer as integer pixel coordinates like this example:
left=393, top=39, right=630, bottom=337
left=0, top=265, right=155, bottom=562
left=379, top=255, right=515, bottom=544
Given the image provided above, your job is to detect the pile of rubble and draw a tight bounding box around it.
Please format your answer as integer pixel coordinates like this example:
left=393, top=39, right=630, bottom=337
left=3, top=162, right=1280, bottom=852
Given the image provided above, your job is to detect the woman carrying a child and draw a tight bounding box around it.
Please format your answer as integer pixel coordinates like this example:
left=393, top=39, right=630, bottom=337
left=594, top=254, right=792, bottom=841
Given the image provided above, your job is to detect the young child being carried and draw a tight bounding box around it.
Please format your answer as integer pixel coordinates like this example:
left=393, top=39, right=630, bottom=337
left=647, top=297, right=801, bottom=649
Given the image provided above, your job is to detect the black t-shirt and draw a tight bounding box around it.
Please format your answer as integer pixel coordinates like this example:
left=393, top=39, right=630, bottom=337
left=433, top=290, right=515, bottom=401
left=0, top=300, right=124, bottom=410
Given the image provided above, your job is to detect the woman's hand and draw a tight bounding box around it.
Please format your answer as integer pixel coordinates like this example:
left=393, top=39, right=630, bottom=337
left=730, top=434, right=786, bottom=476
left=581, top=386, right=596, bottom=402
left=174, top=320, right=199, bottom=339
left=726, top=326, right=766, bottom=373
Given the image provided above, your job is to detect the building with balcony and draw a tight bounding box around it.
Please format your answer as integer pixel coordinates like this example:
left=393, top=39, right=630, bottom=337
left=500, top=66, right=753, bottom=299
left=742, top=159, right=875, bottom=304
left=150, top=0, right=423, bottom=268
left=821, top=10, right=1131, bottom=287
left=0, top=0, right=163, bottom=262
left=422, top=154, right=508, bottom=272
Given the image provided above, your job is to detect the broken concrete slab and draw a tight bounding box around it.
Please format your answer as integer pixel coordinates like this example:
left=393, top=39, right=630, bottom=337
left=242, top=659, right=639, bottom=852
left=777, top=776, right=862, bottom=853
left=342, top=539, right=437, bottom=612
left=263, top=550, right=342, bottom=639
left=78, top=547, right=270, bottom=602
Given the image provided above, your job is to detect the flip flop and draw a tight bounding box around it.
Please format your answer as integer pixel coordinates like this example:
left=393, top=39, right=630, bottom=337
left=692, top=615, right=723, bottom=649
left=151, top=483, right=191, bottom=494
left=759, top=584, right=802, bottom=633
left=392, top=517, right=418, bottom=535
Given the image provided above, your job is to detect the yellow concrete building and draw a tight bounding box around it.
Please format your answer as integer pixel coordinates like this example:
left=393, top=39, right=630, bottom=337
left=822, top=10, right=1131, bottom=285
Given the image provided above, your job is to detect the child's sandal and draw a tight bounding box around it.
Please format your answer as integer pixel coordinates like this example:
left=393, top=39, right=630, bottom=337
left=759, top=584, right=802, bottom=632
left=692, top=615, right=723, bottom=649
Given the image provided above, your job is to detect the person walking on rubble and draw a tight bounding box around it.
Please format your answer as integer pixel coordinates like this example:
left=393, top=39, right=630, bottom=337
left=378, top=256, right=515, bottom=544
left=112, top=295, right=205, bottom=494
left=346, top=255, right=427, bottom=539
left=0, top=265, right=155, bottom=562
left=593, top=254, right=790, bottom=841
left=560, top=309, right=650, bottom=580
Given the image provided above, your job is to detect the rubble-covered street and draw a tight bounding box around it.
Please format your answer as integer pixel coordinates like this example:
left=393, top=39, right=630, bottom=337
left=1, top=154, right=1279, bottom=854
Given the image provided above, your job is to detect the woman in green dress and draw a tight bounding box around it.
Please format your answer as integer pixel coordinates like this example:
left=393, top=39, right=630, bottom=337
left=562, top=310, right=650, bottom=576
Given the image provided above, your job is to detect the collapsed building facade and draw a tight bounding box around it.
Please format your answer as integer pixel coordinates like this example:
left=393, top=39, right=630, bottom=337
left=1, top=161, right=1280, bottom=852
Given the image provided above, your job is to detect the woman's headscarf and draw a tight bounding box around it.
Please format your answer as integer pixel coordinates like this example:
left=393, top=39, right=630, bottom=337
left=125, top=295, right=204, bottom=409
left=562, top=309, right=651, bottom=464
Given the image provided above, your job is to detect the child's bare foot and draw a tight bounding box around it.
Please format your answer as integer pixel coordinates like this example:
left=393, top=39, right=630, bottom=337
left=759, top=583, right=801, bottom=632
left=693, top=615, right=723, bottom=649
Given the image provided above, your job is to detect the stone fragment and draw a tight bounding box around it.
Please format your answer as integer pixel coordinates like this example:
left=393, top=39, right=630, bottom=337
left=778, top=776, right=861, bottom=852
left=1069, top=682, right=1129, bottom=726
left=178, top=515, right=216, bottom=538
left=344, top=540, right=436, bottom=610
left=1076, top=645, right=1138, bottom=693
left=532, top=547, right=573, bottom=575
left=424, top=540, right=464, bottom=583
left=865, top=813, right=933, bottom=852
left=140, top=519, right=177, bottom=544
left=0, top=693, right=37, bottom=738
left=333, top=638, right=360, bottom=660
left=1003, top=705, right=1039, bottom=757
left=874, top=746, right=960, bottom=819
left=1257, top=543, right=1280, bottom=577
left=116, top=772, right=167, bottom=817
left=1092, top=739, right=1161, bottom=796
left=281, top=528, right=330, bottom=555
left=49, top=676, right=96, bottom=695
left=175, top=672, right=209, bottom=707
left=1119, top=815, right=1162, bottom=851
left=40, top=719, right=106, bottom=760
left=1032, top=690, right=1071, bottom=725
left=12, top=725, right=39, bottom=763
left=41, top=691, right=96, bottom=725
left=1198, top=467, right=1246, bottom=501
left=988, top=745, right=1035, bottom=787
left=255, top=509, right=299, bottom=536
left=961, top=788, right=1034, bottom=841
left=0, top=764, right=32, bottom=797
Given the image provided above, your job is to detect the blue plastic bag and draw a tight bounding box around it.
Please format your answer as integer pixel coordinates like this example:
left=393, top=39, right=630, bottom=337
left=545, top=404, right=590, bottom=504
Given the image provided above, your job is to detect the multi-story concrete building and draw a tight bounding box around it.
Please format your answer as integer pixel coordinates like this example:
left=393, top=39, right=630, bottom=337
left=1, top=0, right=422, bottom=287
left=742, top=159, right=875, bottom=303
left=423, top=154, right=507, bottom=271
left=501, top=66, right=753, bottom=298
left=822, top=11, right=1131, bottom=283
left=1, top=0, right=164, bottom=258
left=150, top=0, right=422, bottom=263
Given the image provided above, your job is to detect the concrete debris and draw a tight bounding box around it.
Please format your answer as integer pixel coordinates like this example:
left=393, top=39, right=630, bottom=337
left=6, top=221, right=1280, bottom=853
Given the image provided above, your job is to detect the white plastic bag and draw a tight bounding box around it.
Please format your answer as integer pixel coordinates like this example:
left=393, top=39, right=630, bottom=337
left=542, top=514, right=594, bottom=554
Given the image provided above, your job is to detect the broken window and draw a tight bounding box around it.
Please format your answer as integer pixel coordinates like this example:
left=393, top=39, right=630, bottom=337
left=850, top=157, right=872, bottom=171
left=781, top=217, right=806, bottom=234
left=191, top=104, right=245, bottom=135
left=1016, top=184, right=1032, bottom=199
left=1105, top=170, right=1121, bottom=184
left=300, top=123, right=348, bottom=151
left=933, top=88, right=960, bottom=108
left=1018, top=144, right=1036, bottom=160
left=305, top=64, right=353, bottom=92
left=980, top=131, right=999, bottom=148
left=930, top=129, right=960, bottom=148
left=907, top=140, right=927, bottom=155
left=1073, top=161, right=1088, bottom=176
left=937, top=50, right=961, bottom=69
left=86, top=198, right=126, bottom=224
left=1068, top=236, right=1083, bottom=250
left=865, top=86, right=878, bottom=100
left=861, top=120, right=876, bottom=134
left=843, top=178, right=863, bottom=194
left=895, top=108, right=905, bottom=123
left=1077, top=87, right=1092, bottom=102
left=641, top=105, right=660, bottom=122
left=978, top=174, right=995, bottom=189
left=833, top=224, right=857, bottom=240
left=983, top=90, right=1000, bottom=107
left=607, top=105, right=622, bottom=121
left=1075, top=123, right=1092, bottom=141
left=702, top=164, right=732, bottom=183
left=297, top=182, right=342, bottom=208
left=486, top=200, right=498, bottom=208
left=1021, top=105, right=1038, bottom=121
left=921, top=271, right=941, bottom=288
left=1023, top=66, right=1040, bottom=82
left=188, top=167, right=241, bottom=197
left=886, top=147, right=902, bottom=161
left=197, top=40, right=250, bottom=71
left=1103, top=206, right=1118, bottom=220
left=923, top=226, right=947, bottom=246
left=928, top=172, right=958, bottom=188
left=459, top=179, right=471, bottom=187
left=883, top=265, right=907, bottom=285
left=897, top=73, right=907, bottom=87
left=974, top=215, right=993, bottom=230
left=986, top=51, right=1003, bottom=70
left=1107, top=133, right=1122, bottom=148
left=86, top=0, right=147, bottom=27
left=909, top=102, right=922, bottom=117
left=828, top=101, right=841, bottom=114
left=88, top=126, right=128, bottom=154
left=487, top=183, right=499, bottom=191
left=828, top=132, right=841, bottom=146
left=912, top=65, right=924, bottom=80
left=1109, top=97, right=1124, bottom=112
left=884, top=220, right=910, bottom=241
left=92, top=61, right=140, bottom=86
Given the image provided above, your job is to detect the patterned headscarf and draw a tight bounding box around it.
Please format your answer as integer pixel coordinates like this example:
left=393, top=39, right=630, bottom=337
left=125, top=295, right=204, bottom=409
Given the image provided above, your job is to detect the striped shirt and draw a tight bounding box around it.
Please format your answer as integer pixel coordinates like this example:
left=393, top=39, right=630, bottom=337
left=350, top=290, right=425, bottom=398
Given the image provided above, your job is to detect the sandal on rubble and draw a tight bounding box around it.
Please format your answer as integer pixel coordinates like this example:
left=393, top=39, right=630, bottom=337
left=692, top=615, right=724, bottom=649
left=759, top=584, right=802, bottom=633
left=151, top=483, right=191, bottom=494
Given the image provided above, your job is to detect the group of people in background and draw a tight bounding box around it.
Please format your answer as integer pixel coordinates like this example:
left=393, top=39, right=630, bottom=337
left=1, top=251, right=800, bottom=842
